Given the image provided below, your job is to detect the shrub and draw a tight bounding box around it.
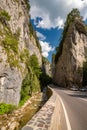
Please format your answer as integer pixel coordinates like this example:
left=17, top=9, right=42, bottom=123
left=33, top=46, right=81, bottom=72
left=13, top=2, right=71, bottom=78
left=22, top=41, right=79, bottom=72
left=24, top=0, right=30, bottom=11
left=30, top=54, right=41, bottom=78
left=0, top=103, right=16, bottom=114
left=0, top=10, right=10, bottom=25
left=3, top=34, right=18, bottom=53
left=20, top=73, right=32, bottom=99
left=19, top=55, right=41, bottom=106
left=20, top=71, right=40, bottom=106
left=7, top=53, right=19, bottom=68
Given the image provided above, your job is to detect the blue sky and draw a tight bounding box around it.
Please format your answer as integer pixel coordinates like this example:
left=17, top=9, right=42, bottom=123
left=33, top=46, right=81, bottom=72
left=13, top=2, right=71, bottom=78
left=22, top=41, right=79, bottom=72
left=30, top=0, right=87, bottom=62
left=31, top=18, right=63, bottom=62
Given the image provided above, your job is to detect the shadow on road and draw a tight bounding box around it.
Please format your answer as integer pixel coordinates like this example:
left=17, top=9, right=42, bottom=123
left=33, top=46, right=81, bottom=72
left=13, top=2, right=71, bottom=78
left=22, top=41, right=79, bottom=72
left=68, top=92, right=87, bottom=99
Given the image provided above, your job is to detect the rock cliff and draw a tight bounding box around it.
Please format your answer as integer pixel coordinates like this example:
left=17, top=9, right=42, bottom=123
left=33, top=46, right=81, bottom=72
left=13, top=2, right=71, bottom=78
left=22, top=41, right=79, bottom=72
left=0, top=0, right=42, bottom=105
left=42, top=57, right=52, bottom=76
left=53, top=18, right=87, bottom=88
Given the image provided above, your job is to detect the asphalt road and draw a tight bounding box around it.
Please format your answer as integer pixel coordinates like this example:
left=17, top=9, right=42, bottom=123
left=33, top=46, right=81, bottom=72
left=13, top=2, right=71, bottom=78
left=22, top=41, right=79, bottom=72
left=52, top=85, right=87, bottom=130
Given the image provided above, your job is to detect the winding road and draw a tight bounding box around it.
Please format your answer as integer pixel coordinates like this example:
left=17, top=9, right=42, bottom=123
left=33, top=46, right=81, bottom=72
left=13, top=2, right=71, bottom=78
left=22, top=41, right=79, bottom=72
left=52, top=85, right=87, bottom=130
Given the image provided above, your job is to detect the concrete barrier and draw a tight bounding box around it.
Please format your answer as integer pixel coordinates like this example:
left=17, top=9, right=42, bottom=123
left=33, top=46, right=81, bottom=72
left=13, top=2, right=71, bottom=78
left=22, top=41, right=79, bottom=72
left=22, top=87, right=62, bottom=130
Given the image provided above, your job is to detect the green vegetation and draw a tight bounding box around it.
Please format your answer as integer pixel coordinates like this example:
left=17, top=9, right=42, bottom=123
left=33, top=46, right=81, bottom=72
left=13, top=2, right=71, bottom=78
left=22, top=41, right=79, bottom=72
left=24, top=0, right=30, bottom=11
left=19, top=54, right=41, bottom=106
left=3, top=32, right=18, bottom=53
left=2, top=26, right=20, bottom=68
left=19, top=54, right=52, bottom=105
left=7, top=53, right=19, bottom=68
left=55, top=8, right=81, bottom=64
left=0, top=10, right=10, bottom=25
left=0, top=103, right=16, bottom=114
left=30, top=54, right=41, bottom=78
left=0, top=5, right=50, bottom=110
left=20, top=72, right=40, bottom=107
left=20, top=48, right=30, bottom=63
left=0, top=11, right=21, bottom=68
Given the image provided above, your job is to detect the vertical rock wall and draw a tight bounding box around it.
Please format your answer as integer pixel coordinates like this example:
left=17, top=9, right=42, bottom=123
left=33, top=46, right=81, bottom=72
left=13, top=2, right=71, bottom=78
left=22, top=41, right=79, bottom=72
left=53, top=19, right=87, bottom=87
left=0, top=0, right=42, bottom=105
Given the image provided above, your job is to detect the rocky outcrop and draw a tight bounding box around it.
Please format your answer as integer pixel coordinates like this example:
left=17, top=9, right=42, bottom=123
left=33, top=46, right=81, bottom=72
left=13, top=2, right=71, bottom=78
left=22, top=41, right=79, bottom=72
left=53, top=19, right=87, bottom=88
left=0, top=0, right=42, bottom=105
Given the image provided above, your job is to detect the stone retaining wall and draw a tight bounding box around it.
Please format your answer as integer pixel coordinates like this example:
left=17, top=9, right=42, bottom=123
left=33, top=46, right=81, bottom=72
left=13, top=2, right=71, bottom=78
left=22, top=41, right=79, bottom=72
left=22, top=87, right=62, bottom=130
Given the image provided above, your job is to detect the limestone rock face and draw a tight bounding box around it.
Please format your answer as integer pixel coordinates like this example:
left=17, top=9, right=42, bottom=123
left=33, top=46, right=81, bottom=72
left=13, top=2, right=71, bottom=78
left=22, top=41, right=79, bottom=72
left=42, top=58, right=51, bottom=76
left=0, top=0, right=42, bottom=105
left=0, top=68, right=22, bottom=105
left=0, top=0, right=42, bottom=64
left=29, top=36, right=42, bottom=66
left=53, top=19, right=87, bottom=87
left=42, top=62, right=51, bottom=76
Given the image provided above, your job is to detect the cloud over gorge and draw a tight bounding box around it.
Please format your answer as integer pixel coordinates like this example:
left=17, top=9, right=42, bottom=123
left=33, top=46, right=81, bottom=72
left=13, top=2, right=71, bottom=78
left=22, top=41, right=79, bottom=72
left=30, top=0, right=87, bottom=29
left=40, top=41, right=55, bottom=57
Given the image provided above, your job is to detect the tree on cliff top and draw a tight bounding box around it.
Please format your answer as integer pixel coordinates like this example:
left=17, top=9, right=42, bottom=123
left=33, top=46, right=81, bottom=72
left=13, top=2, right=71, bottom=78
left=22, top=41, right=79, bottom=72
left=55, top=8, right=82, bottom=64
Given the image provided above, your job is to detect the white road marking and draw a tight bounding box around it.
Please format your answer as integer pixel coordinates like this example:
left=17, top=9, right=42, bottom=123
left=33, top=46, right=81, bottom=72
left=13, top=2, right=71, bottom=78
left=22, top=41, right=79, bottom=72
left=58, top=95, right=72, bottom=130
left=64, top=90, right=87, bottom=102
left=80, top=98, right=87, bottom=102
left=63, top=91, right=74, bottom=95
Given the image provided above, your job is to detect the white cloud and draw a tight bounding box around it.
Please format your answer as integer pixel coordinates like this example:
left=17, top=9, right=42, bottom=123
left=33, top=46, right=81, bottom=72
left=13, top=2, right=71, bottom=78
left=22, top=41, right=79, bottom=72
left=40, top=41, right=55, bottom=57
left=30, top=0, right=87, bottom=29
left=37, top=16, right=64, bottom=29
left=36, top=31, right=46, bottom=40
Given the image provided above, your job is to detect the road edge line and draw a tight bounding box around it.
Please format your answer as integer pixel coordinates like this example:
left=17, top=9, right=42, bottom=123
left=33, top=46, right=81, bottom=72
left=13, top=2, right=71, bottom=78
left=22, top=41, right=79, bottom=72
left=58, top=95, right=72, bottom=130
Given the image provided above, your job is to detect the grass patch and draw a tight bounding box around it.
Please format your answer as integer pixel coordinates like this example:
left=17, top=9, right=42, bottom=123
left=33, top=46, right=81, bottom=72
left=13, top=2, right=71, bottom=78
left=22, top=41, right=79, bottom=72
left=20, top=48, right=29, bottom=63
left=0, top=10, right=10, bottom=25
left=1, top=26, right=21, bottom=68
left=0, top=103, right=16, bottom=115
left=19, top=96, right=30, bottom=107
left=0, top=10, right=10, bottom=21
left=2, top=27, right=20, bottom=54
left=7, top=53, right=19, bottom=68
left=3, top=34, right=18, bottom=53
